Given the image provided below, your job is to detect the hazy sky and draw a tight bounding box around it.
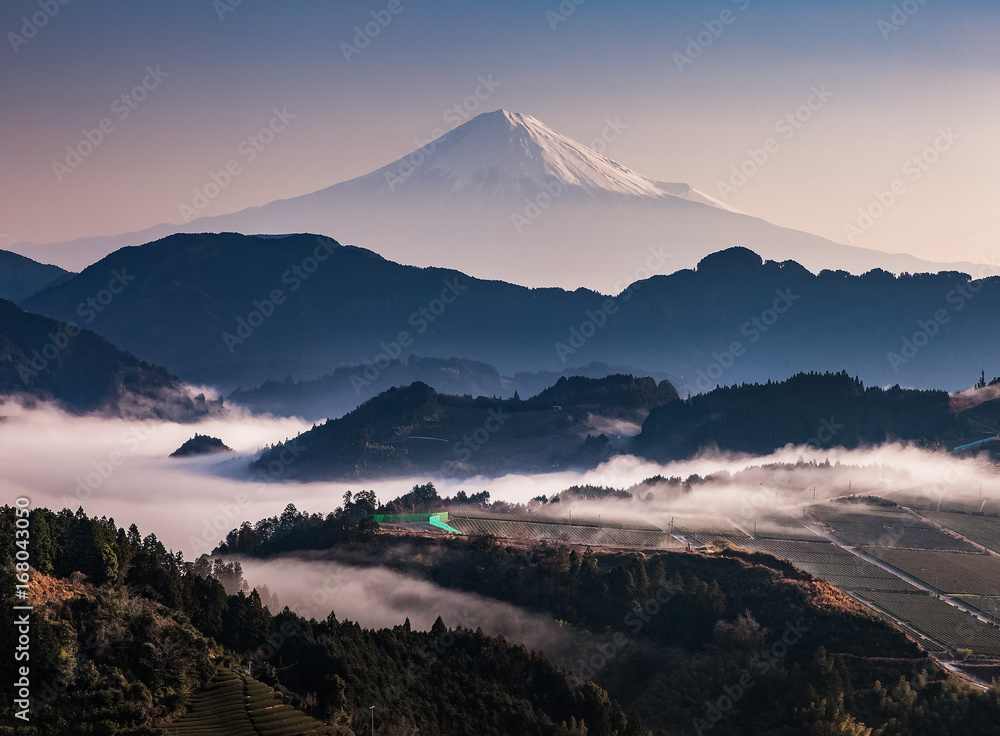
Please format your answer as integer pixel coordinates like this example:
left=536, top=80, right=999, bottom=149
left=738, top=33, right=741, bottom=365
left=2, top=0, right=998, bottom=267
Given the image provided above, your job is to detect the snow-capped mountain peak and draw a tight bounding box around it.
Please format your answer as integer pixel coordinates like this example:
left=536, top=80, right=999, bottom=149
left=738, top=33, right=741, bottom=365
left=15, top=110, right=970, bottom=290
left=336, top=109, right=729, bottom=208
left=410, top=109, right=664, bottom=197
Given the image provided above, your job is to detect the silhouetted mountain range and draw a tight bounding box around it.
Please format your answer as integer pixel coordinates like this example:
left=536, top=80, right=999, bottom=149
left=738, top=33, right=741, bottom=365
left=227, top=356, right=673, bottom=421
left=228, top=356, right=510, bottom=420
left=21, top=232, right=1000, bottom=394
left=0, top=299, right=222, bottom=420
left=250, top=371, right=996, bottom=481
left=0, top=249, right=71, bottom=303
left=250, top=374, right=676, bottom=480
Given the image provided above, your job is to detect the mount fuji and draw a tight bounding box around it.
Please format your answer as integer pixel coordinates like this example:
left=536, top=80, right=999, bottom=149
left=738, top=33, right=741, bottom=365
left=10, top=110, right=975, bottom=290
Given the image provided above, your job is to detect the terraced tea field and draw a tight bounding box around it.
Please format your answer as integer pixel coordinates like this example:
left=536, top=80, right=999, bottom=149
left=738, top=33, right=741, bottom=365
left=808, top=504, right=976, bottom=551
left=920, top=511, right=1000, bottom=553
left=448, top=511, right=677, bottom=548
left=738, top=538, right=852, bottom=563
left=893, top=493, right=1000, bottom=517
left=449, top=510, right=663, bottom=530
left=855, top=591, right=1000, bottom=657
left=956, top=595, right=1000, bottom=620
left=739, top=539, right=920, bottom=593
left=669, top=516, right=750, bottom=547
left=867, top=548, right=1000, bottom=596
left=750, top=512, right=819, bottom=541
left=165, top=669, right=254, bottom=736
left=164, top=668, right=349, bottom=736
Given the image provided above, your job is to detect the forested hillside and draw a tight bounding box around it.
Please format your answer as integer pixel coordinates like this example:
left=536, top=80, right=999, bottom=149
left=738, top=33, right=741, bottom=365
left=635, top=371, right=969, bottom=461
left=250, top=375, right=678, bottom=480
left=0, top=506, right=635, bottom=736
left=0, top=299, right=222, bottom=420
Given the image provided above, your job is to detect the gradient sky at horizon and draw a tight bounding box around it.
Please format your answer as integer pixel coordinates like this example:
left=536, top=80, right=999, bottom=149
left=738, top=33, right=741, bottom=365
left=2, top=0, right=998, bottom=268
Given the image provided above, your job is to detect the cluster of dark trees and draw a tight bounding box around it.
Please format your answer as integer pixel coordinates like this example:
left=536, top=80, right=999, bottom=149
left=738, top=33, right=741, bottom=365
left=169, top=434, right=232, bottom=457
left=524, top=375, right=679, bottom=417
left=0, top=505, right=636, bottom=735
left=379, top=483, right=515, bottom=515
left=551, top=485, right=637, bottom=503
left=636, top=371, right=969, bottom=461
left=215, top=493, right=381, bottom=557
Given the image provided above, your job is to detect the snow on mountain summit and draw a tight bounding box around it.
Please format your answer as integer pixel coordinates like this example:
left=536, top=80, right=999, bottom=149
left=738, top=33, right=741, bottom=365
left=404, top=109, right=665, bottom=197
left=337, top=109, right=728, bottom=208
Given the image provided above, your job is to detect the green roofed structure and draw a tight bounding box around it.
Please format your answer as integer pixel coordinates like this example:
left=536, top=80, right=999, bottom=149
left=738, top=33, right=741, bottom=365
left=371, top=512, right=462, bottom=535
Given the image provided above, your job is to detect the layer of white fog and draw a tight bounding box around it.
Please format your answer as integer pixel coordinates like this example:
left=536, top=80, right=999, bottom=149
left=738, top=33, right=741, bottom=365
left=230, top=554, right=599, bottom=669
left=4, top=399, right=998, bottom=644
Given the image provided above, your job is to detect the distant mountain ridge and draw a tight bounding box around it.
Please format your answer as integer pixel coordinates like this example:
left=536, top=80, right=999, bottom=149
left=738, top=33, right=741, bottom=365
left=227, top=356, right=674, bottom=422
left=20, top=233, right=1000, bottom=394
left=250, top=374, right=677, bottom=480
left=0, top=249, right=71, bottom=303
left=0, top=299, right=222, bottom=420
left=227, top=355, right=511, bottom=420
left=251, top=371, right=997, bottom=481
left=6, top=110, right=977, bottom=287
